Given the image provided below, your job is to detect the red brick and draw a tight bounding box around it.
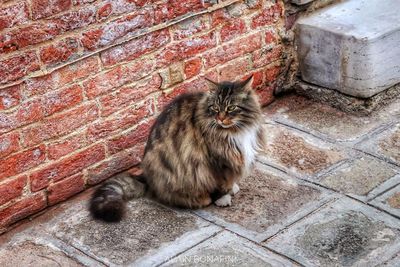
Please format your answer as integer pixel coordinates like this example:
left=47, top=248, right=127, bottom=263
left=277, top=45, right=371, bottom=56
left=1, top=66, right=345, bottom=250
left=256, top=86, right=274, bottom=106
left=0, top=145, right=46, bottom=180
left=156, top=31, right=216, bottom=68
left=81, top=9, right=153, bottom=50
left=96, top=0, right=142, bottom=22
left=96, top=3, right=112, bottom=21
left=99, top=74, right=161, bottom=116
left=101, top=29, right=170, bottom=67
left=87, top=99, right=154, bottom=142
left=0, top=192, right=46, bottom=228
left=73, top=0, right=96, bottom=4
left=0, top=23, right=61, bottom=54
left=47, top=133, right=87, bottom=160
left=0, top=84, right=22, bottom=111
left=51, top=6, right=96, bottom=32
left=251, top=70, right=264, bottom=89
left=0, top=175, right=27, bottom=206
left=84, top=60, right=154, bottom=99
left=154, top=3, right=169, bottom=24
left=0, top=51, right=40, bottom=84
left=171, top=14, right=210, bottom=40
left=22, top=103, right=99, bottom=147
left=220, top=19, right=246, bottom=42
left=25, top=56, right=99, bottom=97
left=210, top=9, right=231, bottom=28
left=41, top=84, right=83, bottom=116
left=107, top=120, right=153, bottom=154
left=31, top=0, right=72, bottom=20
left=167, top=0, right=204, bottom=20
left=203, top=33, right=262, bottom=69
left=30, top=144, right=105, bottom=191
left=265, top=64, right=282, bottom=83
left=265, top=30, right=278, bottom=44
left=0, top=2, right=29, bottom=31
left=87, top=145, right=143, bottom=185
left=39, top=37, right=79, bottom=65
left=252, top=46, right=283, bottom=69
left=251, top=3, right=283, bottom=29
left=48, top=173, right=85, bottom=205
left=218, top=57, right=251, bottom=81
left=184, top=58, right=202, bottom=79
left=0, top=132, right=20, bottom=158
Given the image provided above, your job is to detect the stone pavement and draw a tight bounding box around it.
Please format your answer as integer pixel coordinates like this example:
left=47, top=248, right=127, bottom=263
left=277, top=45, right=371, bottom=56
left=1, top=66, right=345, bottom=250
left=1, top=94, right=400, bottom=267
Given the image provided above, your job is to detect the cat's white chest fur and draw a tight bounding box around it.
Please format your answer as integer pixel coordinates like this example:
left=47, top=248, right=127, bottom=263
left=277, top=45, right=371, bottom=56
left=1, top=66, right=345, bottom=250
left=232, top=127, right=260, bottom=174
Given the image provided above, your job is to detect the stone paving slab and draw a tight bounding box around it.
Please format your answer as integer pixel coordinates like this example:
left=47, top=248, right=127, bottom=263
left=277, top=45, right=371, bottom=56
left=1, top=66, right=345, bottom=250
left=161, top=231, right=299, bottom=267
left=259, top=122, right=347, bottom=178
left=44, top=197, right=220, bottom=266
left=370, top=181, right=400, bottom=218
left=358, top=123, right=400, bottom=167
left=315, top=156, right=400, bottom=202
left=195, top=163, right=333, bottom=242
left=263, top=95, right=391, bottom=143
left=264, top=197, right=400, bottom=267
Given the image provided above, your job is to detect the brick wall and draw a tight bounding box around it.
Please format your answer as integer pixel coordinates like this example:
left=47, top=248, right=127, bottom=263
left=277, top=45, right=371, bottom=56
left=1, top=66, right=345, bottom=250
left=0, top=0, right=287, bottom=232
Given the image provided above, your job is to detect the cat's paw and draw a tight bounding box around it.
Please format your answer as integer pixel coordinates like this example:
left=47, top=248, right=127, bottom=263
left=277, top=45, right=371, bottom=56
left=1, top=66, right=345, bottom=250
left=230, top=183, right=240, bottom=195
left=215, top=194, right=232, bottom=207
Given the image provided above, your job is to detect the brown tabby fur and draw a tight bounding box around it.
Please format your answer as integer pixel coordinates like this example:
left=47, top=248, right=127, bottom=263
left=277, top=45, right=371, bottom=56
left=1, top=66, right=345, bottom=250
left=90, top=76, right=265, bottom=222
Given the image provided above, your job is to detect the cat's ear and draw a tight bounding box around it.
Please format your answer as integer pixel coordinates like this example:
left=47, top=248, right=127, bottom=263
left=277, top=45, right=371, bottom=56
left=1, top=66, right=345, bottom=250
left=239, top=75, right=254, bottom=91
left=204, top=77, right=219, bottom=91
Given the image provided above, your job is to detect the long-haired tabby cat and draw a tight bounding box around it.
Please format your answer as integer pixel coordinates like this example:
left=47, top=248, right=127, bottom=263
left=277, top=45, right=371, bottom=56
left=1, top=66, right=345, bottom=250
left=90, top=76, right=265, bottom=222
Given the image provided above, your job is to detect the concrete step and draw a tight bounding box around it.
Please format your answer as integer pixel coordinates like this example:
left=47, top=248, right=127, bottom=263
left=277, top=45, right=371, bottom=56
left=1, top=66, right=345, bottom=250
left=296, top=0, right=400, bottom=98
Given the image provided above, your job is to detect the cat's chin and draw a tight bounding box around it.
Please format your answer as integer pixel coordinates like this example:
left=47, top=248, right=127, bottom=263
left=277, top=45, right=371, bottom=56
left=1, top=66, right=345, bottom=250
left=217, top=123, right=235, bottom=129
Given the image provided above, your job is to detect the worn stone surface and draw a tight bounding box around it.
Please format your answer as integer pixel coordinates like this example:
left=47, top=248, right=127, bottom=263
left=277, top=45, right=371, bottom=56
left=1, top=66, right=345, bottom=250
left=47, top=198, right=218, bottom=266
left=162, top=231, right=298, bottom=267
left=296, top=0, right=400, bottom=97
left=195, top=164, right=330, bottom=241
left=0, top=240, right=82, bottom=267
left=318, top=156, right=398, bottom=197
left=265, top=198, right=400, bottom=267
left=264, top=94, right=387, bottom=142
left=259, top=123, right=344, bottom=176
left=359, top=123, right=400, bottom=166
left=370, top=182, right=400, bottom=218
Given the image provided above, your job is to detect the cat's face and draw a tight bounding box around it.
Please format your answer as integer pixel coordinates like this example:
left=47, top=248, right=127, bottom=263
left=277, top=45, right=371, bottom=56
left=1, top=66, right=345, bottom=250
left=204, top=76, right=260, bottom=131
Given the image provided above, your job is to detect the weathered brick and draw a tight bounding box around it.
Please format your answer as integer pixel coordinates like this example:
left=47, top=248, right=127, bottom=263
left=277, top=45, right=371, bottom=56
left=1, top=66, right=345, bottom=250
left=167, top=0, right=204, bottom=20
left=203, top=33, right=262, bottom=69
left=107, top=120, right=153, bottom=154
left=0, top=192, right=46, bottom=228
left=41, top=84, right=83, bottom=116
left=101, top=29, right=170, bottom=66
left=0, top=175, right=27, bottom=206
left=251, top=70, right=264, bottom=89
left=87, top=99, right=154, bottom=142
left=81, top=9, right=153, bottom=50
left=87, top=145, right=143, bottom=185
left=0, top=84, right=22, bottom=111
left=0, top=23, right=61, bottom=54
left=159, top=63, right=184, bottom=89
left=47, top=133, right=87, bottom=160
left=265, top=29, right=278, bottom=44
left=48, top=173, right=85, bottom=205
left=220, top=18, right=246, bottom=42
left=39, top=37, right=79, bottom=65
left=218, top=57, right=251, bottom=81
left=0, top=52, right=40, bottom=84
left=210, top=8, right=231, bottom=28
left=156, top=31, right=216, bottom=68
left=84, top=60, right=154, bottom=99
left=96, top=3, right=112, bottom=21
left=0, top=132, right=20, bottom=158
left=25, top=56, right=99, bottom=97
left=171, top=14, right=210, bottom=40
left=251, top=3, right=283, bottom=29
left=51, top=6, right=96, bottom=32
left=0, top=2, right=29, bottom=31
left=21, top=103, right=98, bottom=147
left=99, top=74, right=161, bottom=116
left=30, top=144, right=105, bottom=191
left=31, top=0, right=72, bottom=20
left=265, top=64, right=282, bottom=83
left=184, top=57, right=202, bottom=79
left=252, top=46, right=283, bottom=69
left=96, top=0, right=143, bottom=22
left=256, top=85, right=274, bottom=106
left=0, top=145, right=46, bottom=180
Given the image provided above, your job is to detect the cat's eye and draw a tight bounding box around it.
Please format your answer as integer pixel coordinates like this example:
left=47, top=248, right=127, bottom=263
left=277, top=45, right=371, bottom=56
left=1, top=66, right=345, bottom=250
left=210, top=104, right=219, bottom=112
left=226, top=105, right=237, bottom=112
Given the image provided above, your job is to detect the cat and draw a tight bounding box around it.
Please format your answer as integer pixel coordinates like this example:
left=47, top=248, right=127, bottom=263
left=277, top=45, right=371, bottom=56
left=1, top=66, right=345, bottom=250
left=90, top=75, right=265, bottom=222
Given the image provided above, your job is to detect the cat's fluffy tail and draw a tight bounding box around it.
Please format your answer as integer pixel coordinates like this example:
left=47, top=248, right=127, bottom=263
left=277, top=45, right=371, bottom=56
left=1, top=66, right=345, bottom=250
left=89, top=172, right=147, bottom=222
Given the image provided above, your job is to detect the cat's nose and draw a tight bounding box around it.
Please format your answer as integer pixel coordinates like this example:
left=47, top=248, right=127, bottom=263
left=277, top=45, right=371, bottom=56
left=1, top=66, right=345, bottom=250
left=216, top=113, right=226, bottom=121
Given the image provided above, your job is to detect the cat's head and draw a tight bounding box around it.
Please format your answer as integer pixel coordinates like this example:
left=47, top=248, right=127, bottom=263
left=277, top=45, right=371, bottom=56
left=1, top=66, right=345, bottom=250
left=202, top=76, right=261, bottom=132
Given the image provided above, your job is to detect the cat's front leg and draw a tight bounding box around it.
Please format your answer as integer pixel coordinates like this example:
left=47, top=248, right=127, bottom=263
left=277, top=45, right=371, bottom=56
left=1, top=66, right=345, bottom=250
left=230, top=183, right=240, bottom=195
left=215, top=194, right=232, bottom=207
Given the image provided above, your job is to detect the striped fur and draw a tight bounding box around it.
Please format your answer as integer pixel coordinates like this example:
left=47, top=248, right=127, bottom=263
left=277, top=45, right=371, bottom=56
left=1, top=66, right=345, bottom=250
left=89, top=76, right=264, bottom=221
